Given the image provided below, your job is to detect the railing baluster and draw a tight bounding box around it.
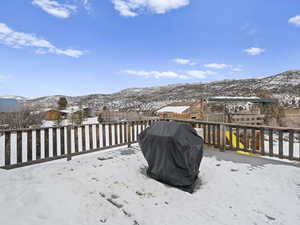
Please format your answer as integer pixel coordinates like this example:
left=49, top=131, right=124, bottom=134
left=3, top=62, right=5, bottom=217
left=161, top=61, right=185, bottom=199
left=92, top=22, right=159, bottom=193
left=44, top=128, right=49, bottom=158
left=212, top=125, right=216, bottom=146
left=119, top=123, right=123, bottom=144
left=27, top=130, right=32, bottom=162
left=114, top=123, right=118, bottom=145
left=74, top=127, right=79, bottom=153
left=289, top=130, right=294, bottom=160
left=53, top=128, right=57, bottom=157
left=135, top=121, right=139, bottom=141
left=236, top=127, right=240, bottom=150
left=60, top=127, right=65, bottom=155
left=10, top=132, right=17, bottom=165
left=251, top=128, right=256, bottom=153
left=124, top=122, right=128, bottom=144
left=208, top=124, right=211, bottom=145
left=89, top=125, right=93, bottom=150
left=102, top=124, right=106, bottom=148
left=67, top=126, right=71, bottom=161
left=269, top=129, right=273, bottom=156
left=17, top=131, right=22, bottom=163
left=82, top=126, right=86, bottom=151
left=229, top=126, right=233, bottom=149
left=203, top=124, right=207, bottom=144
left=131, top=122, right=135, bottom=142
left=128, top=122, right=132, bottom=147
left=260, top=128, right=265, bottom=155
left=5, top=131, right=11, bottom=166
left=243, top=128, right=247, bottom=151
left=217, top=124, right=221, bottom=148
left=278, top=130, right=283, bottom=158
left=0, top=132, right=5, bottom=166
left=32, top=130, right=37, bottom=162
left=108, top=124, right=112, bottom=146
left=49, top=129, right=53, bottom=158
left=222, top=124, right=226, bottom=151
left=298, top=132, right=300, bottom=160
left=96, top=124, right=100, bottom=149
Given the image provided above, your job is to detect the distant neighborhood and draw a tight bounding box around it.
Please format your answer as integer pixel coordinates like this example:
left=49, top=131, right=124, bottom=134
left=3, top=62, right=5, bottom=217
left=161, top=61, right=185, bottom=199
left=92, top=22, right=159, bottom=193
left=1, top=89, right=300, bottom=129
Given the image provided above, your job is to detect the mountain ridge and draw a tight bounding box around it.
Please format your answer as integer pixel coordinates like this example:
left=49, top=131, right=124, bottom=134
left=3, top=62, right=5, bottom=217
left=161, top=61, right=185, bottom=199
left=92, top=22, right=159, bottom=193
left=7, top=70, right=300, bottom=110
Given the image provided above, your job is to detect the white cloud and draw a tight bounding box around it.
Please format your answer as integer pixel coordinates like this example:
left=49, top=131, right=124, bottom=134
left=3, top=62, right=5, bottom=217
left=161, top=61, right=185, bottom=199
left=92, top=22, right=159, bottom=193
left=185, top=70, right=215, bottom=79
left=0, top=23, right=84, bottom=58
left=124, top=70, right=188, bottom=79
left=112, top=0, right=189, bottom=17
left=244, top=47, right=265, bottom=56
left=232, top=67, right=242, bottom=72
left=288, top=15, right=300, bottom=26
left=173, top=58, right=196, bottom=65
left=124, top=69, right=214, bottom=80
left=204, top=63, right=231, bottom=69
left=32, top=0, right=77, bottom=18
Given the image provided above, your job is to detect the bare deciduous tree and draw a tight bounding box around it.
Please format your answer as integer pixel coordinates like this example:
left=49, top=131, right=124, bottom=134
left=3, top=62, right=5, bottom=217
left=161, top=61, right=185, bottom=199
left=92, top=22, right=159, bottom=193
left=0, top=106, right=43, bottom=129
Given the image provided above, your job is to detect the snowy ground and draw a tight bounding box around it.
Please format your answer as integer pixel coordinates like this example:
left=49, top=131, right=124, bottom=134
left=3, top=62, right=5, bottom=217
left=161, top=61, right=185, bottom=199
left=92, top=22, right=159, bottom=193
left=0, top=146, right=300, bottom=225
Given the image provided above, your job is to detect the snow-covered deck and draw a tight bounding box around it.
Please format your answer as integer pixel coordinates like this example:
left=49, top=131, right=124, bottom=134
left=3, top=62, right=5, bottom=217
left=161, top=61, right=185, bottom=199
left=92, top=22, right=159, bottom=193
left=0, top=145, right=299, bottom=225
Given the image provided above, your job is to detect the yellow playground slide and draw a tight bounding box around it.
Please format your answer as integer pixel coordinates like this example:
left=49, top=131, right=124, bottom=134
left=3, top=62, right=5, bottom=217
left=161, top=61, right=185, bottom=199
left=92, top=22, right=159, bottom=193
left=225, top=131, right=245, bottom=149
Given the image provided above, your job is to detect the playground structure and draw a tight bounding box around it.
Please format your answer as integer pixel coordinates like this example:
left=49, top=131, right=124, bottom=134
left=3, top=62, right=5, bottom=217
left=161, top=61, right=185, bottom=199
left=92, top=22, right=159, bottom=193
left=225, top=130, right=262, bottom=151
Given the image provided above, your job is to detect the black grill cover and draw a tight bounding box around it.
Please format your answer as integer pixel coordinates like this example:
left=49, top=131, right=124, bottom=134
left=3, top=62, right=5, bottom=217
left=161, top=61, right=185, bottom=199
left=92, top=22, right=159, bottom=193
left=138, top=121, right=203, bottom=193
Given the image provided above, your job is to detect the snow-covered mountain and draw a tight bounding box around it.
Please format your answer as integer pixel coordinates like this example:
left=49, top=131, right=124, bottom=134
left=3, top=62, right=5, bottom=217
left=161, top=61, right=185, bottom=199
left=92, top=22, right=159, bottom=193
left=22, top=70, right=300, bottom=111
left=0, top=95, right=26, bottom=101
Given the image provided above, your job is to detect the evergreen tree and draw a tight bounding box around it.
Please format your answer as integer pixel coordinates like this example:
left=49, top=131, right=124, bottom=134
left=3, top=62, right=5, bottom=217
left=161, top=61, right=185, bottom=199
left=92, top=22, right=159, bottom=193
left=57, top=97, right=68, bottom=109
left=97, top=113, right=104, bottom=123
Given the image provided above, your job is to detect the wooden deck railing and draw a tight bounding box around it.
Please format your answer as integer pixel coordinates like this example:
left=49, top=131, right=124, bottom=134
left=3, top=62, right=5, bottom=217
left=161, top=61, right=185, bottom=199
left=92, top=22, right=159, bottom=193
left=0, top=120, right=157, bottom=169
left=1, top=118, right=299, bottom=169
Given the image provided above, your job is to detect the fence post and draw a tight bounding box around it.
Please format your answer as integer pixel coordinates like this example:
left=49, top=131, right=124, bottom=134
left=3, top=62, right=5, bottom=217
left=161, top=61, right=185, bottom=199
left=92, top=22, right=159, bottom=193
left=67, top=126, right=72, bottom=161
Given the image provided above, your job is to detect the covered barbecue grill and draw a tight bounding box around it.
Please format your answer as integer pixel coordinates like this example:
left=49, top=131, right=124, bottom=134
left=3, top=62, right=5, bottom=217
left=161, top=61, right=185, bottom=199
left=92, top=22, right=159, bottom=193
left=138, top=121, right=203, bottom=193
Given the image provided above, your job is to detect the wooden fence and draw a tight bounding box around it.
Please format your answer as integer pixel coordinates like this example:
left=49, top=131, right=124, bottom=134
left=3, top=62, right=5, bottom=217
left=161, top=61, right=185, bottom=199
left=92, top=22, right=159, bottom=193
left=231, top=114, right=265, bottom=126
left=0, top=120, right=156, bottom=169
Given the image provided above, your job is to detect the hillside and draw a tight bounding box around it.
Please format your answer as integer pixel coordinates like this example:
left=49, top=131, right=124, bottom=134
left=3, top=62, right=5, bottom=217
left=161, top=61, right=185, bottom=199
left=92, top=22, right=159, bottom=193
left=22, top=70, right=300, bottom=111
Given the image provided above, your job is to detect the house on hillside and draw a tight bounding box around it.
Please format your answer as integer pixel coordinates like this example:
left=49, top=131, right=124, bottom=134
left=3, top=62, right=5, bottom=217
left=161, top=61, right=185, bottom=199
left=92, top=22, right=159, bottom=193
left=157, top=100, right=204, bottom=120
left=45, top=109, right=68, bottom=120
left=45, top=106, right=93, bottom=121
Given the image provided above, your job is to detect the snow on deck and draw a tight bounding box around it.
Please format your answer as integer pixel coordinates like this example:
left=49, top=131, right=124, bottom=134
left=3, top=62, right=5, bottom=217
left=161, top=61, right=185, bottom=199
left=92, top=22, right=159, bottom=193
left=0, top=146, right=300, bottom=225
left=157, top=106, right=190, bottom=114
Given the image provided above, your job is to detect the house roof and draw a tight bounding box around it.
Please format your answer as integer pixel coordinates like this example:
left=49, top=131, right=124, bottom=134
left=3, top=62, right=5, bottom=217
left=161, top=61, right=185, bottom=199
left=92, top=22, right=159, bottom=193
left=157, top=106, right=190, bottom=114
left=208, top=97, right=278, bottom=103
left=165, top=102, right=195, bottom=107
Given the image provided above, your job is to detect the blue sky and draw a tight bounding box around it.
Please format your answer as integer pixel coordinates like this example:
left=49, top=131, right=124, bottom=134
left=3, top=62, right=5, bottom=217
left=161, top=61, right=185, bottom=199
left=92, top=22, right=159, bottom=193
left=0, top=0, right=300, bottom=97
